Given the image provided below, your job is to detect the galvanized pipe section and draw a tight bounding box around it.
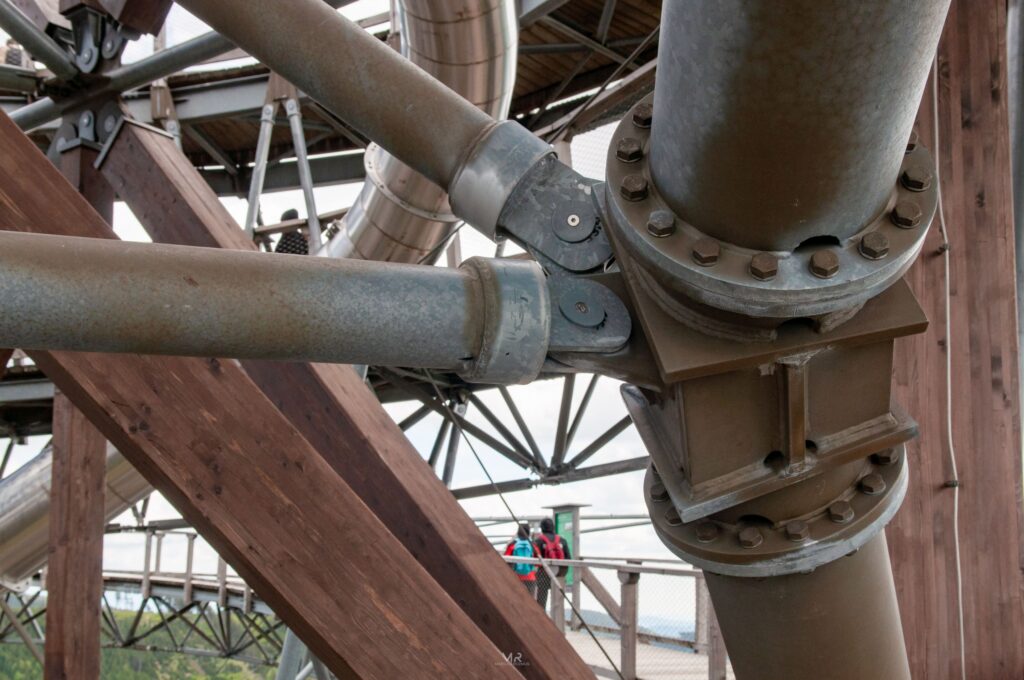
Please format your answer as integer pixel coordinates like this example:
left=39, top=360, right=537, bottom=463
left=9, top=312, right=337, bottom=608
left=0, top=445, right=151, bottom=590
left=177, top=0, right=497, bottom=191
left=11, top=30, right=236, bottom=131
left=0, top=0, right=78, bottom=80
left=324, top=0, right=519, bottom=263
left=0, top=231, right=549, bottom=383
left=650, top=0, right=950, bottom=251
left=704, top=533, right=910, bottom=680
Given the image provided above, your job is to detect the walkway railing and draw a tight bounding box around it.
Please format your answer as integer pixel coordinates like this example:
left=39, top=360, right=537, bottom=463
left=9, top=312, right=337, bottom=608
left=503, top=555, right=730, bottom=680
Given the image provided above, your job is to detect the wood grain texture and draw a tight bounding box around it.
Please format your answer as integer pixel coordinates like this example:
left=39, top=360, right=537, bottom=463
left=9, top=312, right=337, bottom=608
left=888, top=1, right=1024, bottom=677
left=99, top=120, right=593, bottom=679
left=44, top=394, right=105, bottom=680
left=0, top=109, right=523, bottom=679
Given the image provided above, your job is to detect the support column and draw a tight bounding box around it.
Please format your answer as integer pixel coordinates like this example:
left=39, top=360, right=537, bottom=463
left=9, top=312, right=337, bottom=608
left=618, top=570, right=639, bottom=680
left=44, top=393, right=105, bottom=680
left=889, top=0, right=1024, bottom=676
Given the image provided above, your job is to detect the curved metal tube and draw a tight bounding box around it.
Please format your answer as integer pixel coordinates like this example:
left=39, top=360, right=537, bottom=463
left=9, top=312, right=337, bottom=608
left=0, top=444, right=151, bottom=589
left=323, top=0, right=518, bottom=263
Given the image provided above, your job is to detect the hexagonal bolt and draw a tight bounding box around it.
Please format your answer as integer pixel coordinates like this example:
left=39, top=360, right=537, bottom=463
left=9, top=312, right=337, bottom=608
left=738, top=526, right=763, bottom=549
left=828, top=501, right=854, bottom=524
left=695, top=521, right=719, bottom=543
left=859, top=232, right=890, bottom=260
left=749, top=252, right=779, bottom=281
left=785, top=520, right=810, bottom=542
left=665, top=506, right=683, bottom=527
left=901, top=165, right=933, bottom=192
left=891, top=200, right=923, bottom=228
left=906, top=129, right=919, bottom=154
left=646, top=209, right=675, bottom=237
left=859, top=473, right=887, bottom=495
left=692, top=238, right=721, bottom=266
left=810, top=250, right=840, bottom=278
left=649, top=482, right=669, bottom=502
left=616, top=137, right=643, bottom=163
left=872, top=449, right=900, bottom=466
left=632, top=102, right=653, bottom=128
left=620, top=174, right=649, bottom=201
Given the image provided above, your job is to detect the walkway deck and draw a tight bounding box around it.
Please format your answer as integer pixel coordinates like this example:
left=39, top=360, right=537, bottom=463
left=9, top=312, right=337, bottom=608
left=565, top=630, right=735, bottom=680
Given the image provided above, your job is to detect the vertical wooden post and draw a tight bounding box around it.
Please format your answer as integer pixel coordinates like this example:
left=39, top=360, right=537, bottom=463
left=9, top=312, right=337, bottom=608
left=153, top=532, right=164, bottom=573
left=550, top=569, right=566, bottom=632
left=140, top=529, right=152, bottom=599
left=183, top=533, right=196, bottom=603
left=217, top=557, right=228, bottom=607
left=44, top=393, right=106, bottom=680
left=888, top=1, right=1024, bottom=676
left=707, top=594, right=728, bottom=680
left=695, top=572, right=709, bottom=654
left=618, top=570, right=639, bottom=680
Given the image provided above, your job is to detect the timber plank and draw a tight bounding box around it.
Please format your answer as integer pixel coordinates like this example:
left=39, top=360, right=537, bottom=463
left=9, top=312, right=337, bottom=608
left=0, top=109, right=522, bottom=679
left=889, top=0, right=1024, bottom=677
left=98, top=117, right=593, bottom=679
left=45, top=393, right=105, bottom=680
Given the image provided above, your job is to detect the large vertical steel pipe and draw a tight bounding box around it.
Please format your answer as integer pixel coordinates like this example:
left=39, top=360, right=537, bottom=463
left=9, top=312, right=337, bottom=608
left=704, top=534, right=909, bottom=680
left=650, top=1, right=950, bottom=251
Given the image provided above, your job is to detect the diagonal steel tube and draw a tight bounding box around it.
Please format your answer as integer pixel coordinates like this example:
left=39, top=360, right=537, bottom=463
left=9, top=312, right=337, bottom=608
left=0, top=0, right=78, bottom=80
left=177, top=0, right=495, bottom=191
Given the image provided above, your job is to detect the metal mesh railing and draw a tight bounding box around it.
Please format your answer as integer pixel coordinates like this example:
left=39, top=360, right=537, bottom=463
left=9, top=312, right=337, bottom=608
left=504, top=555, right=733, bottom=680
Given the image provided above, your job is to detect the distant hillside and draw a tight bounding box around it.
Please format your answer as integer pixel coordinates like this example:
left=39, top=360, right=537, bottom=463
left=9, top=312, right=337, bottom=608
left=0, top=644, right=275, bottom=679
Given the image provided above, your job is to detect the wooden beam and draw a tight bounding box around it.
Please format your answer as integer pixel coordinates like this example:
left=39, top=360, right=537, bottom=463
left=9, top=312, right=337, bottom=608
left=0, top=109, right=524, bottom=679
left=96, top=115, right=594, bottom=679
left=889, top=0, right=1024, bottom=677
left=57, top=141, right=114, bottom=224
left=44, top=393, right=105, bottom=680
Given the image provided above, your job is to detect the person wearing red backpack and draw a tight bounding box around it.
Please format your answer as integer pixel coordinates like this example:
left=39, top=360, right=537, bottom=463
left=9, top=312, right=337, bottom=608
left=503, top=523, right=540, bottom=595
left=534, top=517, right=571, bottom=610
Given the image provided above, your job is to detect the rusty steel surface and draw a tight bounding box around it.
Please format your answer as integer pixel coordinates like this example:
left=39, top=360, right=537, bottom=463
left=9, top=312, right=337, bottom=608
left=650, top=0, right=950, bottom=253
left=177, top=0, right=496, bottom=191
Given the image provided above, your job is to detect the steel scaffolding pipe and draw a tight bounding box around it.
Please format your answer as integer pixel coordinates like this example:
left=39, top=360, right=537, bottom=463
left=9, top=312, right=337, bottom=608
left=176, top=0, right=495, bottom=191
left=650, top=0, right=951, bottom=252
left=0, top=231, right=549, bottom=384
left=11, top=30, right=236, bottom=130
left=0, top=0, right=79, bottom=80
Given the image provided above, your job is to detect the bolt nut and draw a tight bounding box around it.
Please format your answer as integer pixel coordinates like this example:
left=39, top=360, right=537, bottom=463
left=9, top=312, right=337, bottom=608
left=860, top=473, right=887, bottom=495
left=620, top=174, right=649, bottom=201
left=785, top=520, right=810, bottom=542
left=901, top=165, right=933, bottom=192
left=665, top=506, right=683, bottom=527
left=616, top=137, right=643, bottom=163
left=649, top=482, right=669, bottom=502
left=906, top=129, right=919, bottom=154
left=738, top=527, right=763, bottom=549
left=692, top=238, right=720, bottom=266
left=632, top=102, right=653, bottom=128
left=828, top=501, right=854, bottom=524
left=646, top=209, right=675, bottom=237
left=810, top=250, right=840, bottom=278
left=695, top=521, right=719, bottom=543
left=749, top=252, right=779, bottom=281
left=872, top=449, right=900, bottom=466
left=859, top=232, right=890, bottom=260
left=891, top=201, right=923, bottom=228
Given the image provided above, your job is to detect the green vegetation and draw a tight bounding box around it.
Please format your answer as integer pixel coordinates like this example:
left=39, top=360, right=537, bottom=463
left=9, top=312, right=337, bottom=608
left=0, top=645, right=275, bottom=679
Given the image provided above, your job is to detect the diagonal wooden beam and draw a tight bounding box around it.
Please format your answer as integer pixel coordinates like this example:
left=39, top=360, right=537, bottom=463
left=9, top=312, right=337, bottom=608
left=0, top=108, right=523, bottom=679
left=95, top=115, right=593, bottom=679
